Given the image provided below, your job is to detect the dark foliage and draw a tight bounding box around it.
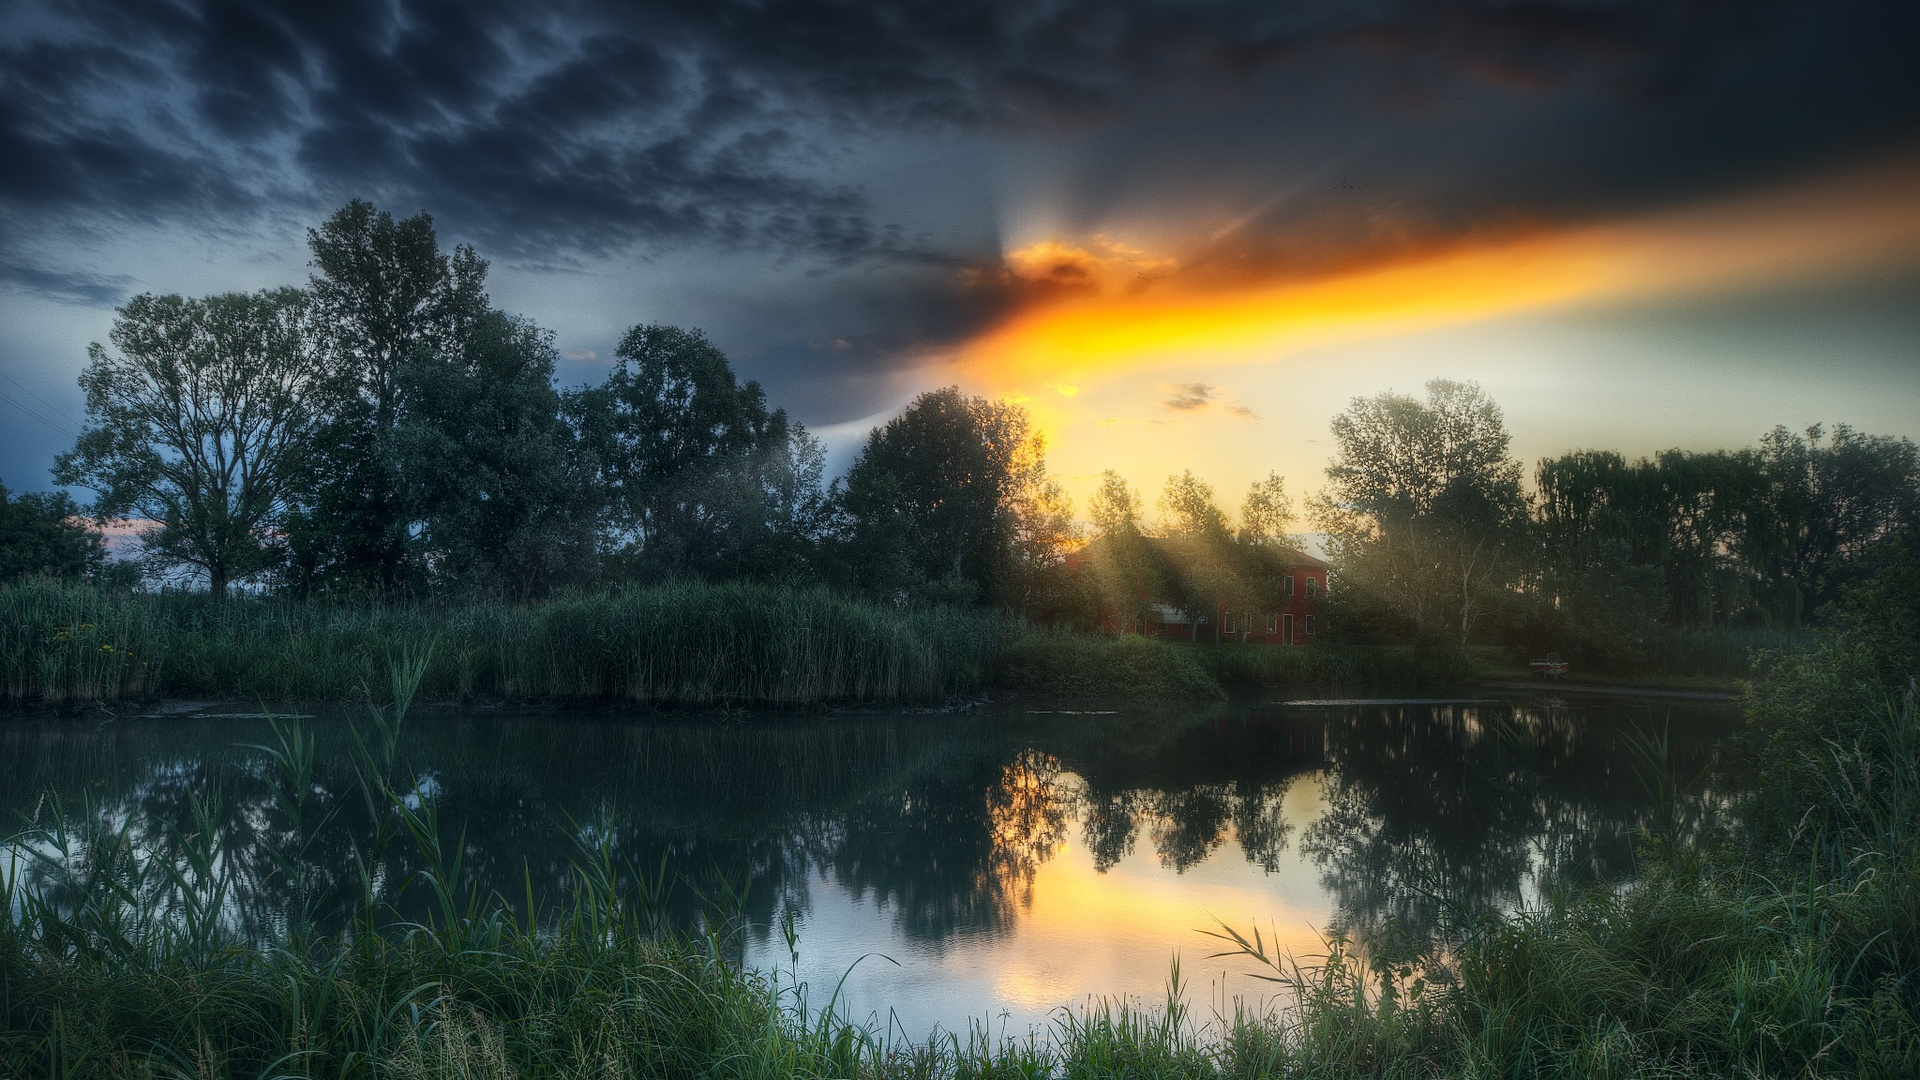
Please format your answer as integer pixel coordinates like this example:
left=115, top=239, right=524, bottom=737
left=0, top=480, right=100, bottom=581
left=566, top=323, right=826, bottom=583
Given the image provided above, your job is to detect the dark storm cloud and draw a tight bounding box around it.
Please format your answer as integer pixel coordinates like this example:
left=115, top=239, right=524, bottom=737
left=0, top=259, right=134, bottom=307
left=2, top=0, right=1917, bottom=422
left=9, top=0, right=1912, bottom=262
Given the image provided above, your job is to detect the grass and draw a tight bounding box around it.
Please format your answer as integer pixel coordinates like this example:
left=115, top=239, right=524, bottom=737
left=2, top=577, right=1476, bottom=708
left=1525, top=624, right=1810, bottom=687
left=0, top=577, right=1001, bottom=707
left=1194, top=640, right=1473, bottom=694
left=995, top=631, right=1228, bottom=702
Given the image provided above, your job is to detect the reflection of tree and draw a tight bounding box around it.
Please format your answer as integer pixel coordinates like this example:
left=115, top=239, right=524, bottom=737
left=1080, top=789, right=1142, bottom=871
left=1148, top=785, right=1232, bottom=871
left=3, top=701, right=1737, bottom=958
left=821, top=750, right=1068, bottom=942
left=1300, top=703, right=1726, bottom=947
left=1233, top=782, right=1296, bottom=872
left=1304, top=706, right=1538, bottom=943
left=1071, top=780, right=1295, bottom=874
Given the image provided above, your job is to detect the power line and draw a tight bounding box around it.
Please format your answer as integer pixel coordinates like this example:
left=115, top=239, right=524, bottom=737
left=0, top=386, right=79, bottom=439
left=0, top=370, right=83, bottom=432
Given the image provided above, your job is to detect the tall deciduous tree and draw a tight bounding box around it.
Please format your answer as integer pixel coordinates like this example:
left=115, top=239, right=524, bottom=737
left=1238, top=472, right=1295, bottom=546
left=1088, top=471, right=1142, bottom=538
left=57, top=290, right=325, bottom=595
left=567, top=324, right=825, bottom=579
left=837, top=386, right=1065, bottom=604
left=1314, top=379, right=1531, bottom=649
left=287, top=200, right=490, bottom=593
left=1076, top=471, right=1157, bottom=632
left=1759, top=423, right=1920, bottom=618
left=1159, top=471, right=1230, bottom=539
left=391, top=311, right=594, bottom=595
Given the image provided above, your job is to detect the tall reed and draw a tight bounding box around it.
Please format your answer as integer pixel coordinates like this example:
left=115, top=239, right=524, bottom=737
left=0, top=578, right=1002, bottom=706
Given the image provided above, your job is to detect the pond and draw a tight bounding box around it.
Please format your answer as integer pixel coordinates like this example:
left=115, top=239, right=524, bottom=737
left=0, top=694, right=1741, bottom=1040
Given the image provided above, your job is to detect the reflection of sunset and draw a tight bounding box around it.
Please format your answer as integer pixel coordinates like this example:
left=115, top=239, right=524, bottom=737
left=958, top=157, right=1920, bottom=395
left=990, top=773, right=1332, bottom=1011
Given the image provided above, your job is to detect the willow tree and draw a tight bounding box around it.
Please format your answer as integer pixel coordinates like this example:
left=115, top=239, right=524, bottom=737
left=56, top=290, right=326, bottom=595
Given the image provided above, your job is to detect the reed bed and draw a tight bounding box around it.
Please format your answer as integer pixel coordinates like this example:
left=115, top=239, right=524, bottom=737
left=0, top=578, right=1001, bottom=706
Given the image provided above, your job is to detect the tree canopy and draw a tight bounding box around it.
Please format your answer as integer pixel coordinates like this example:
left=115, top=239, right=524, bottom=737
left=1315, top=379, right=1531, bottom=649
left=56, top=289, right=325, bottom=595
left=0, top=480, right=101, bottom=581
left=837, top=386, right=1066, bottom=605
left=35, top=198, right=1919, bottom=661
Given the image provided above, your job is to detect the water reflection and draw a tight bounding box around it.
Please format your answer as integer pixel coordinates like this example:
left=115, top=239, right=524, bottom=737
left=2, top=697, right=1737, bottom=1009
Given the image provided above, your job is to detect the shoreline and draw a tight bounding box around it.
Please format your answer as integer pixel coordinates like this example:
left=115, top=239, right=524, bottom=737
left=1475, top=679, right=1736, bottom=701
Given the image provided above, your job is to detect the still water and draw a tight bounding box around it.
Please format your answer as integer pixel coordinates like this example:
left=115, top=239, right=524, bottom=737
left=1, top=695, right=1740, bottom=1038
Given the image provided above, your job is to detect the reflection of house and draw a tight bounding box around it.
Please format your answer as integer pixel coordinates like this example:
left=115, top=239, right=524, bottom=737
left=1065, top=535, right=1328, bottom=644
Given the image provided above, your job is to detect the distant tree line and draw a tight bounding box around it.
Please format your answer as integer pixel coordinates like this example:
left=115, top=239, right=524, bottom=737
left=4, top=201, right=1915, bottom=669
left=1068, top=378, right=1918, bottom=667
left=1305, top=380, right=1920, bottom=663
left=1067, top=468, right=1305, bottom=635
left=17, top=201, right=1073, bottom=605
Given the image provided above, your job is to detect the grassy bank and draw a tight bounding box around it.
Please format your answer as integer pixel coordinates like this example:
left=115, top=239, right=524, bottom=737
left=3, top=578, right=1482, bottom=708
left=1488, top=624, right=1810, bottom=691
left=0, top=578, right=999, bottom=707
left=1195, top=640, right=1472, bottom=694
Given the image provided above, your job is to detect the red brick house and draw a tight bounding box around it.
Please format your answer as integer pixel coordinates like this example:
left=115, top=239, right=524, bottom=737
left=1065, top=534, right=1328, bottom=644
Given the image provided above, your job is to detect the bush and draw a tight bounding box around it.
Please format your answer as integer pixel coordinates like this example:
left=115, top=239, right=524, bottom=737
left=997, top=631, right=1226, bottom=702
left=1195, top=642, right=1471, bottom=692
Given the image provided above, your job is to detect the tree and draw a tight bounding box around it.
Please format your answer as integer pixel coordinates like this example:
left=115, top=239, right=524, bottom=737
left=1238, top=472, right=1294, bottom=546
left=56, top=290, right=325, bottom=595
left=0, top=479, right=103, bottom=580
left=307, top=199, right=489, bottom=426
left=1159, top=471, right=1230, bottom=539
left=285, top=200, right=490, bottom=593
left=390, top=311, right=593, bottom=595
left=837, top=387, right=1062, bottom=604
left=1758, top=423, right=1920, bottom=620
left=1313, top=380, right=1531, bottom=649
left=1533, top=450, right=1669, bottom=661
left=566, top=324, right=825, bottom=579
left=1078, top=470, right=1156, bottom=631
left=1154, top=471, right=1241, bottom=625
left=1088, top=470, right=1142, bottom=538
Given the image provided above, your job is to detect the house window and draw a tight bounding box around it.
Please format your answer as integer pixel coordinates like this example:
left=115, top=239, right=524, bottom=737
left=1305, top=615, right=1318, bottom=635
left=1284, top=575, right=1295, bottom=596
left=1305, top=577, right=1319, bottom=599
left=1266, top=613, right=1277, bottom=635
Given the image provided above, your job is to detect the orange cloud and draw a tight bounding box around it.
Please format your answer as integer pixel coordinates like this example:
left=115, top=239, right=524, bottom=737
left=1003, top=235, right=1179, bottom=292
left=952, top=156, right=1920, bottom=393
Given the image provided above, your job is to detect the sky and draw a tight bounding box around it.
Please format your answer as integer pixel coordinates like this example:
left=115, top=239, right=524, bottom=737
left=3, top=0, right=1918, bottom=521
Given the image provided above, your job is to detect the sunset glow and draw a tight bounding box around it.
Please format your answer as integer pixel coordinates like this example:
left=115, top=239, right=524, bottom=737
left=957, top=158, right=1920, bottom=396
